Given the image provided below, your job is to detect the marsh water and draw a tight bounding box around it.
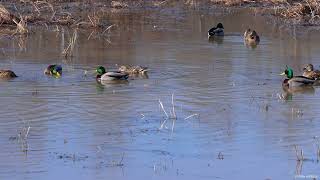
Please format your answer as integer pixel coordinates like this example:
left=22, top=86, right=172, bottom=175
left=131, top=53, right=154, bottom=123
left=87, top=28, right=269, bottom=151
left=1, top=8, right=320, bottom=180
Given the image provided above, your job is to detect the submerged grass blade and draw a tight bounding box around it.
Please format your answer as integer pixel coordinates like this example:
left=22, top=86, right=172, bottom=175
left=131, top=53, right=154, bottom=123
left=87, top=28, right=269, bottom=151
left=159, top=99, right=169, bottom=118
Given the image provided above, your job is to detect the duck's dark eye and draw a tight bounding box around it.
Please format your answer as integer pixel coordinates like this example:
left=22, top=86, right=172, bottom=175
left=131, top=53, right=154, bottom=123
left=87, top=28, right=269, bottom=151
left=285, top=70, right=288, bottom=74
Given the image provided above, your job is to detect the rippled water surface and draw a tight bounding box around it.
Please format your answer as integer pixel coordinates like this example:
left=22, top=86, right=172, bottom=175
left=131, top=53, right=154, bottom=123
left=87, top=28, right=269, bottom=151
left=1, top=9, right=320, bottom=180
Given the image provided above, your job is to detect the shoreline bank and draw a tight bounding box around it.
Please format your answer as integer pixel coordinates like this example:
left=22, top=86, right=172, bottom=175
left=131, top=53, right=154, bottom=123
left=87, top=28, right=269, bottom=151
left=0, top=0, right=319, bottom=36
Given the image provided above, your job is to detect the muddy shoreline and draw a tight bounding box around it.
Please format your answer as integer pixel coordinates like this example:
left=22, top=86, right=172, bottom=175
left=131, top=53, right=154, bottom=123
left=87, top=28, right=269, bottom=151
left=0, top=0, right=319, bottom=36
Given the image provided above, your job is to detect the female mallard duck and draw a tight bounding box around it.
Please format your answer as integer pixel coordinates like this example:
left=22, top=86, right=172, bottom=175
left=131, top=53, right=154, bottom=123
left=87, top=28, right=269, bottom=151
left=118, top=65, right=148, bottom=74
left=0, top=70, right=17, bottom=79
left=96, top=66, right=129, bottom=81
left=280, top=66, right=315, bottom=88
left=244, top=29, right=260, bottom=45
left=302, top=64, right=320, bottom=80
left=44, top=65, right=62, bottom=77
left=208, top=23, right=224, bottom=37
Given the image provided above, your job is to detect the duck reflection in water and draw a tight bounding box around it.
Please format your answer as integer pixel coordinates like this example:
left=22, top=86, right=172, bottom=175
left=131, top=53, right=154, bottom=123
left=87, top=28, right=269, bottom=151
left=97, top=79, right=129, bottom=86
left=128, top=73, right=149, bottom=79
left=96, top=79, right=129, bottom=93
left=208, top=36, right=224, bottom=44
left=281, top=85, right=315, bottom=101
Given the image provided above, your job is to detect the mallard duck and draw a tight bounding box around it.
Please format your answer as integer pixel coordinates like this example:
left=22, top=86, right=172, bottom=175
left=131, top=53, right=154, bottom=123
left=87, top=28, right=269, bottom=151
left=118, top=65, right=148, bottom=74
left=0, top=70, right=17, bottom=78
left=280, top=66, right=315, bottom=88
left=96, top=66, right=129, bottom=81
left=208, top=23, right=224, bottom=37
left=244, top=29, right=260, bottom=45
left=44, top=65, right=62, bottom=77
left=302, top=64, right=320, bottom=80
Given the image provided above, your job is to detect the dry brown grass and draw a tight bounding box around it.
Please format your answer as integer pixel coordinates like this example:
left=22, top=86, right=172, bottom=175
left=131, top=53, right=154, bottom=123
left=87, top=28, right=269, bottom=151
left=0, top=0, right=319, bottom=33
left=0, top=4, right=29, bottom=35
left=13, top=15, right=28, bottom=34
left=62, top=29, right=78, bottom=57
left=277, top=0, right=320, bottom=23
left=0, top=4, right=15, bottom=24
left=111, top=1, right=129, bottom=8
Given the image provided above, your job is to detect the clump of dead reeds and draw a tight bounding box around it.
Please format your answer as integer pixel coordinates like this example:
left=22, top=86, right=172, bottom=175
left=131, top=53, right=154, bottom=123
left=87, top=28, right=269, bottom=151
left=62, top=29, right=77, bottom=57
left=278, top=0, right=320, bottom=24
left=0, top=4, right=16, bottom=24
left=13, top=16, right=28, bottom=34
left=0, top=5, right=29, bottom=35
left=211, top=0, right=245, bottom=6
left=76, top=11, right=105, bottom=29
left=111, top=1, right=129, bottom=9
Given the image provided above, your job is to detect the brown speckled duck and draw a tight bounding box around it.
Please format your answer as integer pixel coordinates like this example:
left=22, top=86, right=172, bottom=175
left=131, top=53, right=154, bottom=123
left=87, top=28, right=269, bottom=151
left=118, top=65, right=148, bottom=75
left=244, top=29, right=260, bottom=45
left=302, top=64, right=320, bottom=80
left=0, top=70, right=18, bottom=79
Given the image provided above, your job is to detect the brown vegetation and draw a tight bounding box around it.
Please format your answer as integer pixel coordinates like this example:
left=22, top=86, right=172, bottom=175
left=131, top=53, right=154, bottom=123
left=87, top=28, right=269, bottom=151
left=276, top=0, right=320, bottom=24
left=0, top=0, right=319, bottom=36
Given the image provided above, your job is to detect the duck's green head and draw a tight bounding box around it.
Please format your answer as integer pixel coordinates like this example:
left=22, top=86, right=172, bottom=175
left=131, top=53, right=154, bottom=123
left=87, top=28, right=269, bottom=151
left=280, top=66, right=293, bottom=79
left=49, top=65, right=62, bottom=77
left=96, top=66, right=106, bottom=75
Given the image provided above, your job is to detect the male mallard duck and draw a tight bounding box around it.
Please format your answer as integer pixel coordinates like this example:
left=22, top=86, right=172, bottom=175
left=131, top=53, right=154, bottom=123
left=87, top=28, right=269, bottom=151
left=0, top=70, right=17, bottom=79
left=96, top=66, right=129, bottom=81
left=302, top=64, right=320, bottom=80
left=208, top=23, right=224, bottom=37
left=118, top=65, right=148, bottom=74
left=280, top=66, right=315, bottom=88
left=44, top=65, right=62, bottom=77
left=244, top=29, right=260, bottom=45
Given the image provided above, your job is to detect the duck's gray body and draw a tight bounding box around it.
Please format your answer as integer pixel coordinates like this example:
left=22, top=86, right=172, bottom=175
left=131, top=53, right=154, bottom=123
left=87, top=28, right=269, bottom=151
left=283, top=76, right=315, bottom=88
left=99, top=71, right=129, bottom=81
left=208, top=27, right=224, bottom=37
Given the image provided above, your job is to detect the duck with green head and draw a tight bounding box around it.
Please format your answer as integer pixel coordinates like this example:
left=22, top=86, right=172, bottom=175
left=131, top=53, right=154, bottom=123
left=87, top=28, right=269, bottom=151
left=44, top=65, right=62, bottom=77
left=280, top=66, right=315, bottom=88
left=96, top=66, right=129, bottom=81
left=208, top=23, right=224, bottom=37
left=0, top=70, right=18, bottom=79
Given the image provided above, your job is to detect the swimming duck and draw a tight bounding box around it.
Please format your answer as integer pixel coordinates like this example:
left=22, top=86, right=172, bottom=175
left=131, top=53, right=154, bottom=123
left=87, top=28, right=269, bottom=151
left=96, top=66, right=129, bottom=81
left=118, top=65, right=148, bottom=74
left=302, top=64, right=320, bottom=80
left=244, top=29, right=260, bottom=45
left=44, top=65, right=62, bottom=77
left=280, top=66, right=315, bottom=88
left=0, top=70, right=17, bottom=78
left=208, top=23, right=224, bottom=37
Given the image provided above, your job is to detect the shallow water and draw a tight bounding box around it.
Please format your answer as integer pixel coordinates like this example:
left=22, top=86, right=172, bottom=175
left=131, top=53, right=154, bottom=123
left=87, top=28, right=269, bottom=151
left=1, top=8, right=320, bottom=180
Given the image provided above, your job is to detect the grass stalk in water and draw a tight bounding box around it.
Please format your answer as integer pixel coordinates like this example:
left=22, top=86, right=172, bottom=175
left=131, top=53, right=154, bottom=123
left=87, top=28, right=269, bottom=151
left=62, top=29, right=78, bottom=57
left=158, top=93, right=177, bottom=132
left=294, top=145, right=304, bottom=161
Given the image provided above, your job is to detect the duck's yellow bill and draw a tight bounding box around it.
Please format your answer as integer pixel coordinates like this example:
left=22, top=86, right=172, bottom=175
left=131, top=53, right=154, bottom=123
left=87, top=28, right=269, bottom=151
left=280, top=72, right=286, bottom=76
left=56, top=72, right=61, bottom=78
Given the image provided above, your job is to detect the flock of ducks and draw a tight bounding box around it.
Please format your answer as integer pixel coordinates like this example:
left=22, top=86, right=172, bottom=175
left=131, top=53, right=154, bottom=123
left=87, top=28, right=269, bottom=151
left=0, top=64, right=148, bottom=82
left=207, top=23, right=320, bottom=90
left=0, top=22, right=319, bottom=90
left=280, top=65, right=320, bottom=88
